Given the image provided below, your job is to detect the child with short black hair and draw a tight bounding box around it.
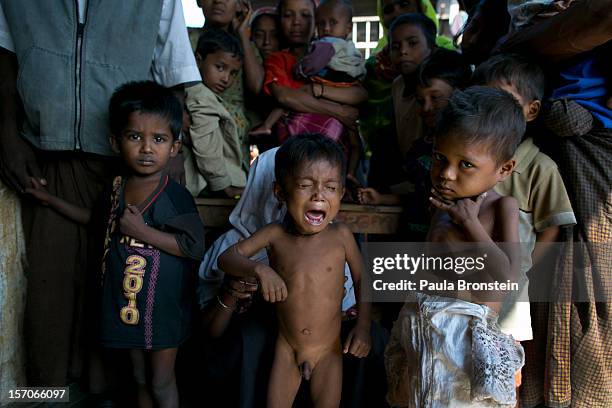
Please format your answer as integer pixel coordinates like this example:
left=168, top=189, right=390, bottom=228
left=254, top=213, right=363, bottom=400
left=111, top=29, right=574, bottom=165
left=472, top=53, right=576, bottom=343
left=415, top=47, right=471, bottom=128
left=359, top=48, right=470, bottom=228
left=386, top=86, right=526, bottom=407
left=389, top=12, right=437, bottom=143
left=378, top=12, right=437, bottom=193
left=218, top=133, right=371, bottom=408
left=184, top=29, right=248, bottom=199
left=27, top=81, right=205, bottom=407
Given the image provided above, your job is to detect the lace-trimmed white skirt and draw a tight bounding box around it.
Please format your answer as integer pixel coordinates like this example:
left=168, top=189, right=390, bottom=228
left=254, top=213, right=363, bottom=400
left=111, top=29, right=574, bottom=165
left=385, top=293, right=524, bottom=408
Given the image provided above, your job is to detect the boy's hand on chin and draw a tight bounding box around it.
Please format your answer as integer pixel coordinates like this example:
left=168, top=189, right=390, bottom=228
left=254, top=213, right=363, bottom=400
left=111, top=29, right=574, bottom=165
left=343, top=325, right=371, bottom=358
left=254, top=265, right=288, bottom=303
left=120, top=204, right=147, bottom=240
left=430, top=189, right=487, bottom=225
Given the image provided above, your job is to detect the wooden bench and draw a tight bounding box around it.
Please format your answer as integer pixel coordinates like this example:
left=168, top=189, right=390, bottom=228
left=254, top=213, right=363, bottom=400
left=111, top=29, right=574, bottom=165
left=196, top=198, right=402, bottom=235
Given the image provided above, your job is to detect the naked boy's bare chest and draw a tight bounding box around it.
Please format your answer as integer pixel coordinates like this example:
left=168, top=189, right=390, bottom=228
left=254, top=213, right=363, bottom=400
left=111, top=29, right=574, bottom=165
left=267, top=226, right=348, bottom=344
left=268, top=227, right=346, bottom=295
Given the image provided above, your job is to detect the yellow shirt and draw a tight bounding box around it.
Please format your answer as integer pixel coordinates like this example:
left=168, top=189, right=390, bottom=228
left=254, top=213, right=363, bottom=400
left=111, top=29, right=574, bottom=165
left=494, top=137, right=576, bottom=340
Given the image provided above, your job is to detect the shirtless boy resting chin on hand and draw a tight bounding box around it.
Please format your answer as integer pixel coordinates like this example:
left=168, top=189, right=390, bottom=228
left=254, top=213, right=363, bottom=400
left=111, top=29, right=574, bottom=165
left=219, top=133, right=371, bottom=408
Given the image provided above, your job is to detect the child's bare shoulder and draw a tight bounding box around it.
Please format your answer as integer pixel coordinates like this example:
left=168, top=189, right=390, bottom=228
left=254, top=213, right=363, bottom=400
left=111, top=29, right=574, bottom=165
left=327, top=221, right=359, bottom=251
left=487, top=192, right=519, bottom=241
left=328, top=221, right=353, bottom=240
left=255, top=222, right=286, bottom=239
left=489, top=192, right=518, bottom=215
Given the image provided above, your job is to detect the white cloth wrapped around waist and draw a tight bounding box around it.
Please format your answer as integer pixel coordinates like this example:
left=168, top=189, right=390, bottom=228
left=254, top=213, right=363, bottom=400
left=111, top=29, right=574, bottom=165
left=385, top=293, right=524, bottom=408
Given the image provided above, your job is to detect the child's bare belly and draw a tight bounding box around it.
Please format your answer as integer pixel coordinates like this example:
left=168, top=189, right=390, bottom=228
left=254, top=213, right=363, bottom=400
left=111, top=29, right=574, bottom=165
left=277, top=271, right=344, bottom=348
left=276, top=290, right=342, bottom=350
left=274, top=262, right=345, bottom=353
left=274, top=273, right=344, bottom=378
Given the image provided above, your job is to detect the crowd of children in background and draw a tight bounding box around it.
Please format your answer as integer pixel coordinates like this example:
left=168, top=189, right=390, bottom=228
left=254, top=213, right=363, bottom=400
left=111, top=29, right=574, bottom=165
left=1, top=0, right=610, bottom=407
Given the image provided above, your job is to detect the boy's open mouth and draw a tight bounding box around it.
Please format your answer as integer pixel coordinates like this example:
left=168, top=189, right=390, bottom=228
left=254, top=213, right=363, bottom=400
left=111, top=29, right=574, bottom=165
left=304, top=210, right=326, bottom=226
left=137, top=158, right=155, bottom=166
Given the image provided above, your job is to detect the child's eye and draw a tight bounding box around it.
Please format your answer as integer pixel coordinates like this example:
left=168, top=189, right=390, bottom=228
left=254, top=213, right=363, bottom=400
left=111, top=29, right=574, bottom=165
left=460, top=161, right=474, bottom=169
left=433, top=152, right=445, bottom=161
left=408, top=40, right=418, bottom=47
left=128, top=133, right=141, bottom=141
left=216, top=64, right=225, bottom=71
left=298, top=183, right=312, bottom=188
left=325, top=185, right=337, bottom=192
left=153, top=136, right=166, bottom=143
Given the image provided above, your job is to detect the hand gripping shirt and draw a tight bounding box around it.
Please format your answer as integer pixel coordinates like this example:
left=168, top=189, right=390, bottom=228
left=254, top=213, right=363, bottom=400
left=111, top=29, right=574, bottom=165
left=98, top=175, right=205, bottom=349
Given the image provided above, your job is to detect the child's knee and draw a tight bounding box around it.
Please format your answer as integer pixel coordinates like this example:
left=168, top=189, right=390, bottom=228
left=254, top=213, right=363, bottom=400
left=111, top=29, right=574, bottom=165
left=151, top=369, right=175, bottom=396
left=132, top=369, right=147, bottom=387
left=129, top=351, right=147, bottom=386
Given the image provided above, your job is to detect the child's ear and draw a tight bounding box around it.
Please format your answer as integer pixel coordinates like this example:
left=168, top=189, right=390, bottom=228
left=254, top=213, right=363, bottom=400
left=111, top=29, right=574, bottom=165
left=170, top=139, right=182, bottom=158
left=273, top=181, right=285, bottom=203
left=195, top=52, right=203, bottom=70
left=525, top=99, right=541, bottom=122
left=109, top=135, right=121, bottom=154
left=498, top=159, right=516, bottom=181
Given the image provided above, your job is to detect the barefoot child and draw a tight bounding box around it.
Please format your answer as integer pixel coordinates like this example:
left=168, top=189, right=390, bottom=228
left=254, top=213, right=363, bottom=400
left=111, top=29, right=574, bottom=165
left=219, top=133, right=371, bottom=407
left=386, top=87, right=526, bottom=407
left=27, top=81, right=205, bottom=407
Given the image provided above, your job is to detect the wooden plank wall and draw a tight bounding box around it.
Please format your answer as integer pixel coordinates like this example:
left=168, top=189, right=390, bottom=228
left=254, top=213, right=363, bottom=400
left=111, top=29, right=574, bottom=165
left=196, top=198, right=402, bottom=234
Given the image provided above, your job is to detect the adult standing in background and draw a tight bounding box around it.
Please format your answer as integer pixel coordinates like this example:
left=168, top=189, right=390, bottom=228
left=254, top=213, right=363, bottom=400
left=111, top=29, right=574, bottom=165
left=0, top=0, right=200, bottom=387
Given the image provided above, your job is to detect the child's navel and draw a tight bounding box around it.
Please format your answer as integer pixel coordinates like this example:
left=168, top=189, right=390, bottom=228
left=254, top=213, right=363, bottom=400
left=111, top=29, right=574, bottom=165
left=301, top=328, right=312, bottom=336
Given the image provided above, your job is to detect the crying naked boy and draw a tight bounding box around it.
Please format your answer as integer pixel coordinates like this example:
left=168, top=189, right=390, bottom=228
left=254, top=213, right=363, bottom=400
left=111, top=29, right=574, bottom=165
left=219, top=133, right=371, bottom=408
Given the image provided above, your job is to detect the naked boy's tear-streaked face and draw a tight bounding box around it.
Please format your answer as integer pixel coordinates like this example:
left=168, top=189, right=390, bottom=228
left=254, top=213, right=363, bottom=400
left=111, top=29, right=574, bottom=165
left=277, top=159, right=344, bottom=235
